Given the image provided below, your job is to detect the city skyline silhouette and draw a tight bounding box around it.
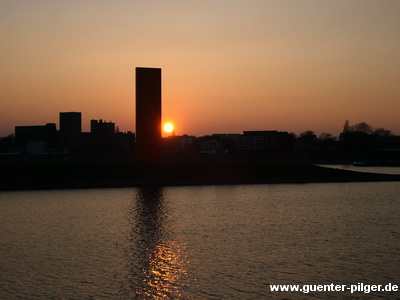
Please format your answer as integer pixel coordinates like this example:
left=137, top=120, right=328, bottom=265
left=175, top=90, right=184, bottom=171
left=1, top=65, right=398, bottom=164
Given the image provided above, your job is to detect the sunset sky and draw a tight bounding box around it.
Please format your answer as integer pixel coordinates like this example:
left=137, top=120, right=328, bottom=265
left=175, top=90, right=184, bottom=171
left=1, top=0, right=400, bottom=137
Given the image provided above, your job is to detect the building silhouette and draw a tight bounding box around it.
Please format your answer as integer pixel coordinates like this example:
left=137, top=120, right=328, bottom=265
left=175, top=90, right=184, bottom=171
left=91, top=119, right=115, bottom=136
left=240, top=131, right=294, bottom=152
left=15, top=123, right=57, bottom=154
left=86, top=119, right=117, bottom=154
left=135, top=67, right=162, bottom=161
left=60, top=112, right=81, bottom=151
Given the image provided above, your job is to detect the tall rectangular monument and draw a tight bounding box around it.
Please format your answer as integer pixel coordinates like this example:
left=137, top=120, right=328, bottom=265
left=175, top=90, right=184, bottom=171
left=135, top=67, right=162, bottom=161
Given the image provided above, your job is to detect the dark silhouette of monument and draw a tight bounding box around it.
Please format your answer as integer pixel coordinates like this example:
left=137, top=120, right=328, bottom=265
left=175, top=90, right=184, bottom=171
left=135, top=67, right=162, bottom=161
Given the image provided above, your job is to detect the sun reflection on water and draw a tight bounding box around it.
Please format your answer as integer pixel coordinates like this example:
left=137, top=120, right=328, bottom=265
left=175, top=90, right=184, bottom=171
left=139, top=241, right=189, bottom=299
left=127, top=187, right=190, bottom=299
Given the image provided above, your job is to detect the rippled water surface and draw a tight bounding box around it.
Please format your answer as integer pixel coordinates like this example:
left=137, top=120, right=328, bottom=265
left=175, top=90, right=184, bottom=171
left=1, top=182, right=400, bottom=299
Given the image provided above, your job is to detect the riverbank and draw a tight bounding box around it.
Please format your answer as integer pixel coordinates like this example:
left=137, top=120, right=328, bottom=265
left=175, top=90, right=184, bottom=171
left=1, top=159, right=400, bottom=191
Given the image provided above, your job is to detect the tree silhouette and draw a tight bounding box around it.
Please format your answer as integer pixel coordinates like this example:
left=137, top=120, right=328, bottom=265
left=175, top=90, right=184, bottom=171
left=319, top=132, right=336, bottom=142
left=299, top=130, right=316, bottom=138
left=350, top=122, right=373, bottom=134
left=343, top=120, right=350, bottom=133
left=374, top=127, right=393, bottom=137
left=0, top=134, right=15, bottom=151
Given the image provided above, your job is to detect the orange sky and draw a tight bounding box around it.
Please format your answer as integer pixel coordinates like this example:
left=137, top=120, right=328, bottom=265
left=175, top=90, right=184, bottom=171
left=1, top=0, right=400, bottom=137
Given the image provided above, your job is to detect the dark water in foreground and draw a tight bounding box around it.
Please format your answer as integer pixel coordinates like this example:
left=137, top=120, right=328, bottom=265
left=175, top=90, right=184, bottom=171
left=1, top=182, right=399, bottom=299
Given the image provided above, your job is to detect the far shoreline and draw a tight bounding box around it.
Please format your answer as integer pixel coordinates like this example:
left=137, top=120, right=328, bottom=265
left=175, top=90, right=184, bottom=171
left=1, top=159, right=400, bottom=191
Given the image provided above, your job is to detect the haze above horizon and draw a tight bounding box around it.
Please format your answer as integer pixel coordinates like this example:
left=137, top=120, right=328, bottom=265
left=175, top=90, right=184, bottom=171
left=1, top=0, right=400, bottom=137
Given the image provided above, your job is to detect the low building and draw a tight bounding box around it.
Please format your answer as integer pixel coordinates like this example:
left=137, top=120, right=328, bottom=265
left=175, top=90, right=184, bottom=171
left=15, top=123, right=58, bottom=154
left=91, top=119, right=115, bottom=136
left=239, top=131, right=294, bottom=152
left=163, top=135, right=196, bottom=153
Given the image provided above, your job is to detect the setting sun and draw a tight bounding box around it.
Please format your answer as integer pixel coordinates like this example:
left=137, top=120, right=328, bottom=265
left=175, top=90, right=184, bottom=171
left=163, top=123, right=174, bottom=133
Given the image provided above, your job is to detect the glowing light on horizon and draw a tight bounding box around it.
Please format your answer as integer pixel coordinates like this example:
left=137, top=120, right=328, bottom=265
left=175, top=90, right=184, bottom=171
left=163, top=123, right=174, bottom=133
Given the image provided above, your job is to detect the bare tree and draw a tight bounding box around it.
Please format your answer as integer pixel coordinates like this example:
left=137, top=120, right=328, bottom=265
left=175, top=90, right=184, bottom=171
left=299, top=130, right=315, bottom=138
left=319, top=132, right=337, bottom=141
left=350, top=122, right=374, bottom=134
left=374, top=127, right=393, bottom=137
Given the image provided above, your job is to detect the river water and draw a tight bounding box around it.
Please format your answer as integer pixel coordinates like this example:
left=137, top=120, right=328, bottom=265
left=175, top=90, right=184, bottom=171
left=1, top=182, right=399, bottom=299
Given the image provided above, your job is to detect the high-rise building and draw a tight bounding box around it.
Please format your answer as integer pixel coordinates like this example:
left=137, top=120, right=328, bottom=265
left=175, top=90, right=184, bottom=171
left=135, top=67, right=162, bottom=161
left=60, top=112, right=81, bottom=151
